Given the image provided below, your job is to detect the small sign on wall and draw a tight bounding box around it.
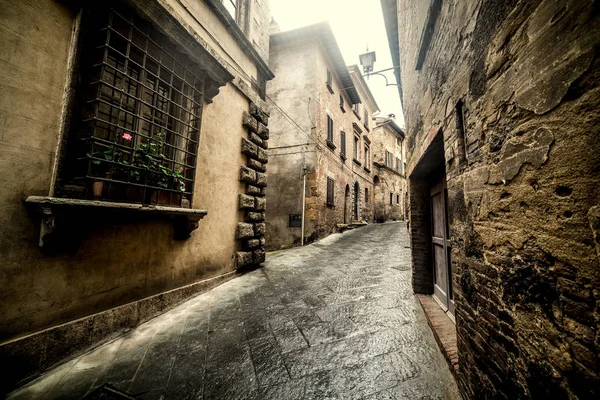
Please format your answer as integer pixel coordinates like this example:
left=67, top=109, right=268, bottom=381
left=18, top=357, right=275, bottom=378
left=289, top=214, right=302, bottom=227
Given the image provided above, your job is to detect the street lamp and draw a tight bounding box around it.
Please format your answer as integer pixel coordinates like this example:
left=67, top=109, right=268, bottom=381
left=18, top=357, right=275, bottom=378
left=359, top=51, right=376, bottom=75
left=358, top=50, right=400, bottom=87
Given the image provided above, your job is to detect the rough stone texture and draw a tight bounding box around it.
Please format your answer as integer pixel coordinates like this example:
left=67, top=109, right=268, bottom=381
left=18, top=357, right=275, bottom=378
left=249, top=132, right=266, bottom=148
left=393, top=0, right=600, bottom=398
left=255, top=196, right=266, bottom=211
left=252, top=248, right=266, bottom=264
left=244, top=239, right=260, bottom=249
left=254, top=223, right=266, bottom=237
left=242, top=112, right=258, bottom=134
left=257, top=122, right=270, bottom=140
left=256, top=172, right=268, bottom=187
left=241, top=138, right=258, bottom=158
left=246, top=212, right=265, bottom=223
left=237, top=102, right=269, bottom=267
left=239, top=194, right=255, bottom=210
left=246, top=185, right=262, bottom=196
left=257, top=147, right=269, bottom=163
left=235, top=251, right=254, bottom=268
left=248, top=158, right=267, bottom=173
left=250, top=102, right=270, bottom=125
left=236, top=223, right=254, bottom=239
left=239, top=166, right=257, bottom=184
left=8, top=223, right=460, bottom=400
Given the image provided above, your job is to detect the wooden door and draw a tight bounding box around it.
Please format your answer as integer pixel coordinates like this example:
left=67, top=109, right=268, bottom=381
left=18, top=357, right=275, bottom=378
left=430, top=177, right=454, bottom=319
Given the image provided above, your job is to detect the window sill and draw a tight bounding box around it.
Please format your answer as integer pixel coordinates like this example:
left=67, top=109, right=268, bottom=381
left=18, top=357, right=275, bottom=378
left=340, top=106, right=346, bottom=113
left=25, top=196, right=207, bottom=248
left=326, top=139, right=337, bottom=150
left=326, top=83, right=334, bottom=94
left=353, top=158, right=362, bottom=166
left=364, top=166, right=371, bottom=173
left=340, top=153, right=347, bottom=161
left=326, top=202, right=335, bottom=207
left=353, top=109, right=360, bottom=119
left=363, top=123, right=370, bottom=132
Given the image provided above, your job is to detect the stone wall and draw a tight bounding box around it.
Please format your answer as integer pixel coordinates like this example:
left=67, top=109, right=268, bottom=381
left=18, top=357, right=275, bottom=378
left=311, top=46, right=374, bottom=233
left=265, top=28, right=376, bottom=250
left=236, top=104, right=270, bottom=267
left=397, top=0, right=600, bottom=397
left=372, top=120, right=407, bottom=222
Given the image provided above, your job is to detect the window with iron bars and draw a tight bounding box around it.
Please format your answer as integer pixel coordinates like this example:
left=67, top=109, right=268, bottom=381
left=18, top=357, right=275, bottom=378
left=326, top=177, right=335, bottom=206
left=67, top=6, right=205, bottom=208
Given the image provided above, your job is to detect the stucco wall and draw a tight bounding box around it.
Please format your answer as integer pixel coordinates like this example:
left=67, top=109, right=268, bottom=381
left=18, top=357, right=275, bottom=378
left=398, top=0, right=600, bottom=397
left=265, top=39, right=317, bottom=250
left=0, top=0, right=270, bottom=344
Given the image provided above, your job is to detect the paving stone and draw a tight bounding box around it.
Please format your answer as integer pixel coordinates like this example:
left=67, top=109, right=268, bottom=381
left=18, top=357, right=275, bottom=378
left=8, top=222, right=460, bottom=400
left=248, top=335, right=290, bottom=388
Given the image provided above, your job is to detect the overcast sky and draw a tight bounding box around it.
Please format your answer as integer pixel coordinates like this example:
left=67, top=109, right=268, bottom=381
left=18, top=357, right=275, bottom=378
left=270, top=0, right=405, bottom=127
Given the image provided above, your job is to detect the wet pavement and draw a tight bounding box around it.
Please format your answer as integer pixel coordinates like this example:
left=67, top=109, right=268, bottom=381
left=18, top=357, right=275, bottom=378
left=9, top=222, right=460, bottom=399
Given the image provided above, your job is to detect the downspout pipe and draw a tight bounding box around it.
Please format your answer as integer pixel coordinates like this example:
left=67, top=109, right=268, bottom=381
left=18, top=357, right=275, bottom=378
left=301, top=166, right=307, bottom=246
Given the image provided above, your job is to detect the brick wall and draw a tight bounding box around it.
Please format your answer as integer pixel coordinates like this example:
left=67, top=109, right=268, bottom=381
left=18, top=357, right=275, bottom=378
left=397, top=0, right=600, bottom=397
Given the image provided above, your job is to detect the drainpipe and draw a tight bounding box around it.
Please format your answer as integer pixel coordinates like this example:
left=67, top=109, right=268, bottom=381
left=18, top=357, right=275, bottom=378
left=301, top=166, right=307, bottom=246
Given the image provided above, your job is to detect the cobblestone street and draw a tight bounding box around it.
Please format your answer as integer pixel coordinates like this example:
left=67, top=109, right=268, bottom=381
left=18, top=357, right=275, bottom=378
left=10, top=222, right=460, bottom=399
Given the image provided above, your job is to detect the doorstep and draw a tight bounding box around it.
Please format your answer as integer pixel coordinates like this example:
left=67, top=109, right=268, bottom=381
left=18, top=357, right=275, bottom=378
left=417, top=294, right=459, bottom=375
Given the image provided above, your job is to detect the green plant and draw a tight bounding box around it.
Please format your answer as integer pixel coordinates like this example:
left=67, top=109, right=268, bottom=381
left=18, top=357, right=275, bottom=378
left=87, top=147, right=127, bottom=177
left=132, top=132, right=186, bottom=192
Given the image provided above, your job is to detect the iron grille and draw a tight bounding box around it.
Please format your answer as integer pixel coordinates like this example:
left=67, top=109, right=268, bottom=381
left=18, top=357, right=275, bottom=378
left=74, top=6, right=205, bottom=207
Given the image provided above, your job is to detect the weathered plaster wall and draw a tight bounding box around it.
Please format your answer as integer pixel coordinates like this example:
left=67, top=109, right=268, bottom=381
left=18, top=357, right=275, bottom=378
left=0, top=0, right=269, bottom=349
left=399, top=0, right=600, bottom=397
left=372, top=122, right=407, bottom=222
left=266, top=35, right=376, bottom=250
left=265, top=39, right=317, bottom=250
left=312, top=46, right=374, bottom=233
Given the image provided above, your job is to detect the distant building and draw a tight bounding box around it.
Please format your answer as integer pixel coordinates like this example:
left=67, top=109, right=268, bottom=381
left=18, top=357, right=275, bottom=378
left=265, top=23, right=379, bottom=250
left=372, top=116, right=407, bottom=222
left=0, top=0, right=273, bottom=393
left=381, top=0, right=600, bottom=398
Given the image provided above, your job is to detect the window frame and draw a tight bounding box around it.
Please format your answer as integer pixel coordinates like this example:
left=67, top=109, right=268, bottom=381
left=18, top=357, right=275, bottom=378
left=326, top=176, right=335, bottom=206
left=64, top=5, right=206, bottom=208
left=340, top=130, right=346, bottom=159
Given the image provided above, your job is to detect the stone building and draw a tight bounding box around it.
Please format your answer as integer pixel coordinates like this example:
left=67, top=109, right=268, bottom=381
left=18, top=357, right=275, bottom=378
left=0, top=0, right=273, bottom=393
left=265, top=23, right=378, bottom=250
left=371, top=115, right=408, bottom=222
left=381, top=0, right=600, bottom=398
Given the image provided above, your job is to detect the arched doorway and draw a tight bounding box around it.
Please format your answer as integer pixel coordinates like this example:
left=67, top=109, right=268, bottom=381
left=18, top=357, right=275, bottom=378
left=353, top=181, right=359, bottom=220
left=344, top=184, right=350, bottom=223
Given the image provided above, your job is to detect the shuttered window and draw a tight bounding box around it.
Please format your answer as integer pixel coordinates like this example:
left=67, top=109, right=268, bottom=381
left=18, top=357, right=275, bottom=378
left=327, top=115, right=334, bottom=142
left=340, top=131, right=346, bottom=156
left=326, top=177, right=335, bottom=205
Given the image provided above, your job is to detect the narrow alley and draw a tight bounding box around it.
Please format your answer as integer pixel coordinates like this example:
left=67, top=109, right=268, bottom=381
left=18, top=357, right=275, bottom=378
left=9, top=222, right=459, bottom=400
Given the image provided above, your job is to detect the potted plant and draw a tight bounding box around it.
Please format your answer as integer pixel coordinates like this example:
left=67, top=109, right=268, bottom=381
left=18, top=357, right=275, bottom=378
left=131, top=132, right=187, bottom=206
left=86, top=133, right=131, bottom=200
